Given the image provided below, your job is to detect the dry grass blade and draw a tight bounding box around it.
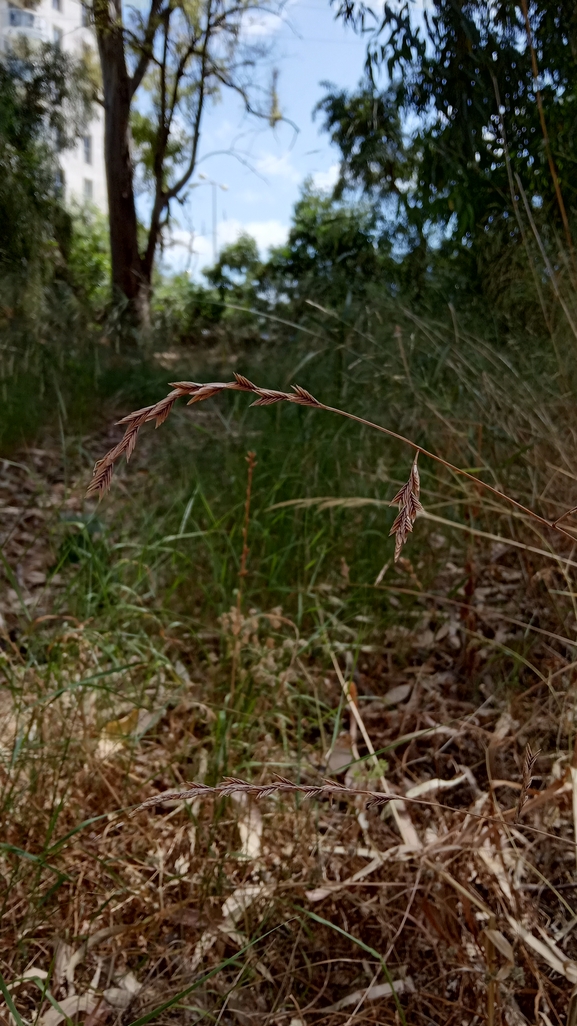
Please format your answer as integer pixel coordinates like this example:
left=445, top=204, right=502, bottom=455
left=322, top=977, right=415, bottom=1012
left=516, top=743, right=541, bottom=822
left=568, top=985, right=577, bottom=1026
left=506, top=914, right=577, bottom=983
left=330, top=650, right=421, bottom=848
left=388, top=456, right=423, bottom=562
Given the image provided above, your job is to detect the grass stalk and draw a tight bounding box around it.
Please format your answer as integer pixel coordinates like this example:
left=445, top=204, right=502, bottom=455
left=229, top=450, right=256, bottom=700
left=87, top=374, right=577, bottom=549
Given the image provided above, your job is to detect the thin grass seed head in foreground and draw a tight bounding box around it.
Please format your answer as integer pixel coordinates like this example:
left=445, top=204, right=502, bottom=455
left=88, top=373, right=425, bottom=561
left=388, top=455, right=422, bottom=561
left=86, top=372, right=577, bottom=569
left=132, top=776, right=395, bottom=812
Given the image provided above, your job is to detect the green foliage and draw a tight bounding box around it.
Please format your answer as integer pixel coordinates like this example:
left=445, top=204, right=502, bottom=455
left=67, top=207, right=111, bottom=309
left=264, top=184, right=391, bottom=307
left=325, top=0, right=577, bottom=250
left=131, top=109, right=185, bottom=190
left=316, top=85, right=407, bottom=208
left=0, top=45, right=93, bottom=296
left=204, top=233, right=261, bottom=303
left=0, top=55, right=105, bottom=449
left=152, top=273, right=222, bottom=341
left=0, top=42, right=91, bottom=151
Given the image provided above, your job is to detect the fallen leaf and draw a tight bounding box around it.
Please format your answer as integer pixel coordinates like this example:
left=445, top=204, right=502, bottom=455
left=39, top=995, right=99, bottom=1026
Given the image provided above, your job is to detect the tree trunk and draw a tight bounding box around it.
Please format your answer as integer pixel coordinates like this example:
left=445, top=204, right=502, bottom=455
left=94, top=0, right=149, bottom=320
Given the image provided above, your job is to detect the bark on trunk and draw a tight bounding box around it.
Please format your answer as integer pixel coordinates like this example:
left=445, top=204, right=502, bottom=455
left=94, top=0, right=149, bottom=318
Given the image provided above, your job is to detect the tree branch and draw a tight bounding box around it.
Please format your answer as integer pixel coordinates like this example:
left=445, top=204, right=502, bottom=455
left=129, top=0, right=166, bottom=98
left=163, top=3, right=211, bottom=202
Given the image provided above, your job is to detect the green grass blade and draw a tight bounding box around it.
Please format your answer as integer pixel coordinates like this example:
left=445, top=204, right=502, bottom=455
left=0, top=844, right=69, bottom=881
left=126, top=924, right=286, bottom=1026
left=0, top=969, right=27, bottom=1026
left=0, top=548, right=31, bottom=622
left=299, top=908, right=407, bottom=1025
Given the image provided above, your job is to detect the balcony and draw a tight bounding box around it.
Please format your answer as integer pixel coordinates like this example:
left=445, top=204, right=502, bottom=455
left=2, top=7, right=47, bottom=41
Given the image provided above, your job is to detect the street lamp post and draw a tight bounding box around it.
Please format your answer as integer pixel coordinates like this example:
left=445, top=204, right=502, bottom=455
left=198, top=173, right=229, bottom=263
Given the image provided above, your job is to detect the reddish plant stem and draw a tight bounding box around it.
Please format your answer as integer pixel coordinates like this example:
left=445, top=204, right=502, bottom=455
left=230, top=450, right=257, bottom=700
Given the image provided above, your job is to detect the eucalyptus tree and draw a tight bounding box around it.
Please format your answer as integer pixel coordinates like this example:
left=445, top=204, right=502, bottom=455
left=323, top=0, right=577, bottom=247
left=91, top=0, right=283, bottom=320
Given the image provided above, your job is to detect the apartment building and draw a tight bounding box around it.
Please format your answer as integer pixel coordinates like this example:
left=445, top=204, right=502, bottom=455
left=0, top=0, right=107, bottom=211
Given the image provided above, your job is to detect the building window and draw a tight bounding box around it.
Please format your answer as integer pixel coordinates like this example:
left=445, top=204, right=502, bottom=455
left=52, top=0, right=61, bottom=10
left=55, top=168, right=65, bottom=196
left=81, top=3, right=90, bottom=26
left=83, top=178, right=93, bottom=200
left=53, top=25, right=63, bottom=46
left=83, top=134, right=92, bottom=165
left=8, top=6, right=36, bottom=27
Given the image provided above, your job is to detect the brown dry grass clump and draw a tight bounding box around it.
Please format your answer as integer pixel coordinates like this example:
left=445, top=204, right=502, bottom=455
left=3, top=536, right=577, bottom=1025
left=5, top=343, right=577, bottom=1025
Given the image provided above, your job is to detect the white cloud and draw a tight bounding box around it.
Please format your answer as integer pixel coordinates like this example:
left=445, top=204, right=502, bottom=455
left=240, top=0, right=297, bottom=38
left=165, top=218, right=288, bottom=274
left=311, top=163, right=339, bottom=191
left=241, top=9, right=284, bottom=37
left=254, top=151, right=301, bottom=182
left=218, top=217, right=288, bottom=251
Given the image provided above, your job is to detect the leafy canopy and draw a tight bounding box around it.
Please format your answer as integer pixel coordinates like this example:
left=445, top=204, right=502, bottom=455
left=0, top=45, right=92, bottom=274
left=264, top=184, right=390, bottom=305
left=322, top=0, right=577, bottom=245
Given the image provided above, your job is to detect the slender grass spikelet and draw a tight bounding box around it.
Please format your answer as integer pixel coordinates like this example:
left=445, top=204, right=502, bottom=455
left=388, top=456, right=423, bottom=561
left=516, top=743, right=541, bottom=822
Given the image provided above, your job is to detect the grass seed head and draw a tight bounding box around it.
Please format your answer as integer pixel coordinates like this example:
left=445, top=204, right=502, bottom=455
left=516, top=743, right=541, bottom=822
left=389, top=455, right=423, bottom=561
left=86, top=375, right=321, bottom=499
left=132, top=775, right=395, bottom=814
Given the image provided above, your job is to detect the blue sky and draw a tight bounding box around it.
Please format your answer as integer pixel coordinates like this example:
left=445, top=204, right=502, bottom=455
left=164, top=0, right=369, bottom=275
